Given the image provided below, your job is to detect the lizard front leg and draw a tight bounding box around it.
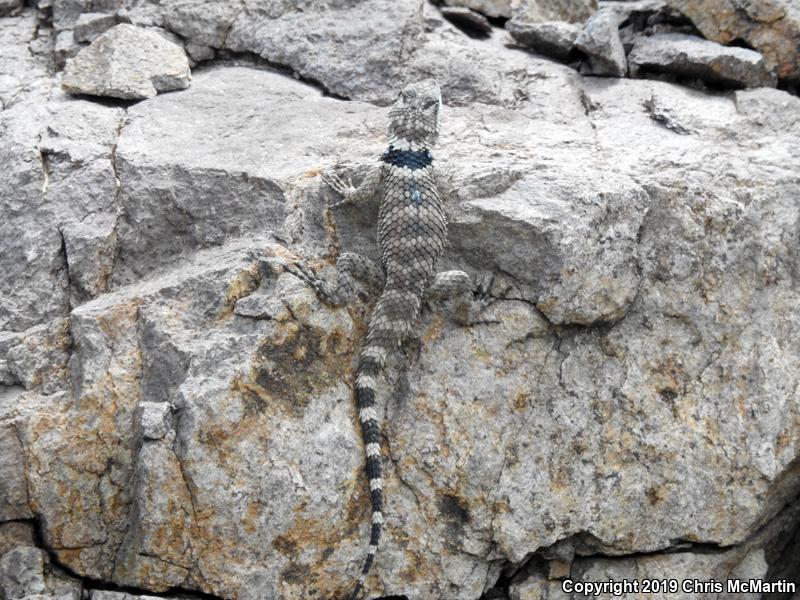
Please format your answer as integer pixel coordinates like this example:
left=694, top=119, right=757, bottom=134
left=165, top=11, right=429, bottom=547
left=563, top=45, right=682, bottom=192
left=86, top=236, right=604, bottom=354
left=322, top=164, right=383, bottom=208
left=288, top=163, right=386, bottom=303
left=433, top=163, right=457, bottom=204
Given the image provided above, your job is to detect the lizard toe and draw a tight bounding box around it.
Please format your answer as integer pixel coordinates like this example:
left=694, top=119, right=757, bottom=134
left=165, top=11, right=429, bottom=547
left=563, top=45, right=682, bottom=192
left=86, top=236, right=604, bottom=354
left=285, top=262, right=318, bottom=285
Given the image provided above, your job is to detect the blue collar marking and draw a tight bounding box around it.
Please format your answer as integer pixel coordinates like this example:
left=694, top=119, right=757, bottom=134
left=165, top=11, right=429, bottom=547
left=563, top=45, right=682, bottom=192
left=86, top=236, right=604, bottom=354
left=381, top=146, right=433, bottom=170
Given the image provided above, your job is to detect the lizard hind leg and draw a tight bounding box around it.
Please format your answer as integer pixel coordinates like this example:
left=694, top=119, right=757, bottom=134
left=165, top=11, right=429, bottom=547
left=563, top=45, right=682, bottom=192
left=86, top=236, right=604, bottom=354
left=339, top=252, right=385, bottom=298
left=426, top=269, right=472, bottom=301
left=285, top=252, right=385, bottom=307
left=426, top=270, right=504, bottom=325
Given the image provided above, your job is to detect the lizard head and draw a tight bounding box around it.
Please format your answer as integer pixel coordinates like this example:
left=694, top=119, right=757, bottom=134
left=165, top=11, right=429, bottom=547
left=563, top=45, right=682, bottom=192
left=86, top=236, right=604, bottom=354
left=387, top=79, right=441, bottom=150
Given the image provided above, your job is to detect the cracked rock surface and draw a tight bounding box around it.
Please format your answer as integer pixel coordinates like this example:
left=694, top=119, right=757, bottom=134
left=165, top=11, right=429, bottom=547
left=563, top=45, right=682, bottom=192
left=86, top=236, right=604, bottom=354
left=1, top=2, right=800, bottom=600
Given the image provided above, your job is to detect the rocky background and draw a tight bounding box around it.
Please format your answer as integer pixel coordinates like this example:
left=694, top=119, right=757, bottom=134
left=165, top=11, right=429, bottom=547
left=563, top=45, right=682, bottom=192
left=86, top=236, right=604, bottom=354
left=1, top=0, right=800, bottom=599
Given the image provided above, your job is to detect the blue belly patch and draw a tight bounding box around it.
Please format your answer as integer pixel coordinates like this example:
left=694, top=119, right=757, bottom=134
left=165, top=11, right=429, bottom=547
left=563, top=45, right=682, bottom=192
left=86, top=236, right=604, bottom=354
left=381, top=146, right=433, bottom=170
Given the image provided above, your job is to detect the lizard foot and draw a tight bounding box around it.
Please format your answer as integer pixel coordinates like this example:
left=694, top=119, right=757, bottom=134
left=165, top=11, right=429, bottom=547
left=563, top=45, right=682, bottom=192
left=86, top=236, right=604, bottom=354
left=285, top=261, right=330, bottom=297
left=401, top=335, right=423, bottom=363
left=285, top=261, right=350, bottom=306
left=321, top=171, right=356, bottom=208
left=456, top=272, right=507, bottom=326
left=285, top=261, right=317, bottom=284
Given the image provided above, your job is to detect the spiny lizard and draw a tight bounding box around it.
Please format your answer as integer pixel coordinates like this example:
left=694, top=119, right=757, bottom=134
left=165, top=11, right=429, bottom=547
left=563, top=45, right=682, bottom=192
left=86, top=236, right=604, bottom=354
left=287, top=79, right=497, bottom=599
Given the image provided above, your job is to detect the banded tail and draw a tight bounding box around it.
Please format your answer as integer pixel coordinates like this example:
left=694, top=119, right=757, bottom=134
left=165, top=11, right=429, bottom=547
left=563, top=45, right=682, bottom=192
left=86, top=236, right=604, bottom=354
left=348, top=288, right=422, bottom=599
left=348, top=354, right=383, bottom=600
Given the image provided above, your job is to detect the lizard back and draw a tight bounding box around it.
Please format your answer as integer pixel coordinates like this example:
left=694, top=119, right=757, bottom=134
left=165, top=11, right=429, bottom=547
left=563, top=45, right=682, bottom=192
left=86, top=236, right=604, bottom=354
left=372, top=152, right=447, bottom=343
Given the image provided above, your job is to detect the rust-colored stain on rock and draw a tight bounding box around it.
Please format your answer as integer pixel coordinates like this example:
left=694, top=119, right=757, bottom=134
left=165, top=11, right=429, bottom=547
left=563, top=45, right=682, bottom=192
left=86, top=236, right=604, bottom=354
left=233, top=322, right=353, bottom=419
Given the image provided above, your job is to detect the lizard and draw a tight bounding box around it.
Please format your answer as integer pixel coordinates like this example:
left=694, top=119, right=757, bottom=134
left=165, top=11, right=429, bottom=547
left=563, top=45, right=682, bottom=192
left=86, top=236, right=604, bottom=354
left=286, top=79, right=497, bottom=599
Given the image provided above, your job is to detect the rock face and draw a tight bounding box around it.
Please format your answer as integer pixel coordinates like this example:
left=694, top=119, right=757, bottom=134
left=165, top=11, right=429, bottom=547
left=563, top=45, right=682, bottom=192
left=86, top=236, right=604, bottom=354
left=666, top=0, right=800, bottom=82
left=73, top=12, right=125, bottom=43
left=0, top=92, right=123, bottom=332
left=441, top=6, right=494, bottom=36
left=506, top=19, right=580, bottom=61
left=629, top=32, right=777, bottom=88
left=0, top=0, right=22, bottom=16
left=575, top=9, right=628, bottom=75
left=2, top=3, right=800, bottom=600
left=442, top=0, right=596, bottom=20
left=62, top=24, right=191, bottom=99
left=91, top=593, right=204, bottom=600
left=0, top=523, right=83, bottom=600
left=443, top=0, right=514, bottom=18
left=0, top=11, right=54, bottom=109
left=512, top=0, right=597, bottom=22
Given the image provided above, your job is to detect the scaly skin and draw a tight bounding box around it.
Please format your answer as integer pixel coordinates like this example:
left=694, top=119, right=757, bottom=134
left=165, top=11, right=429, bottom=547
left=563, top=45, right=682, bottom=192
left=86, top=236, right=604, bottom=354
left=287, top=80, right=497, bottom=599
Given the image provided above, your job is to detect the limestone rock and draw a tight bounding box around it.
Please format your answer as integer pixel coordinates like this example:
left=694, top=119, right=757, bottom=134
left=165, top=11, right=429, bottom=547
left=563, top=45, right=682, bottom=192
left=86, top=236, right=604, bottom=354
left=629, top=32, right=777, bottom=88
left=440, top=6, right=493, bottom=36
left=12, top=239, right=362, bottom=596
left=0, top=522, right=36, bottom=556
left=73, top=12, right=122, bottom=43
left=572, top=547, right=768, bottom=599
left=443, top=0, right=597, bottom=21
left=61, top=213, right=118, bottom=303
left=451, top=172, right=648, bottom=324
left=512, top=0, right=598, bottom=22
left=0, top=332, right=21, bottom=387
left=91, top=593, right=202, bottom=600
left=156, top=0, right=243, bottom=49
left=62, top=24, right=190, bottom=100
left=442, top=0, right=513, bottom=18
left=0, top=0, right=22, bottom=16
left=6, top=318, right=71, bottom=393
left=509, top=562, right=569, bottom=600
left=110, top=68, right=328, bottom=285
left=184, top=42, right=214, bottom=63
left=153, top=0, right=423, bottom=101
left=601, top=0, right=697, bottom=52
left=506, top=19, right=580, bottom=61
left=0, top=92, right=123, bottom=332
left=599, top=0, right=667, bottom=22
left=665, top=0, right=800, bottom=81
left=0, top=544, right=82, bottom=600
left=575, top=9, right=627, bottom=75
left=52, top=0, right=126, bottom=32
left=734, top=85, right=800, bottom=132
left=234, top=291, right=291, bottom=321
left=410, top=6, right=584, bottom=110
left=225, top=0, right=425, bottom=104
left=0, top=422, right=31, bottom=521
left=48, top=0, right=582, bottom=106
left=135, top=401, right=172, bottom=441
left=0, top=11, right=54, bottom=109
left=54, top=29, right=81, bottom=69
left=0, top=546, right=48, bottom=598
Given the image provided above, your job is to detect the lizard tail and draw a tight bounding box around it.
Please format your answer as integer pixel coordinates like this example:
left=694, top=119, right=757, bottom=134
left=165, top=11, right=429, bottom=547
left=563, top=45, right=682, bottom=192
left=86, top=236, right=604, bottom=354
left=348, top=289, right=421, bottom=599
left=348, top=352, right=384, bottom=600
